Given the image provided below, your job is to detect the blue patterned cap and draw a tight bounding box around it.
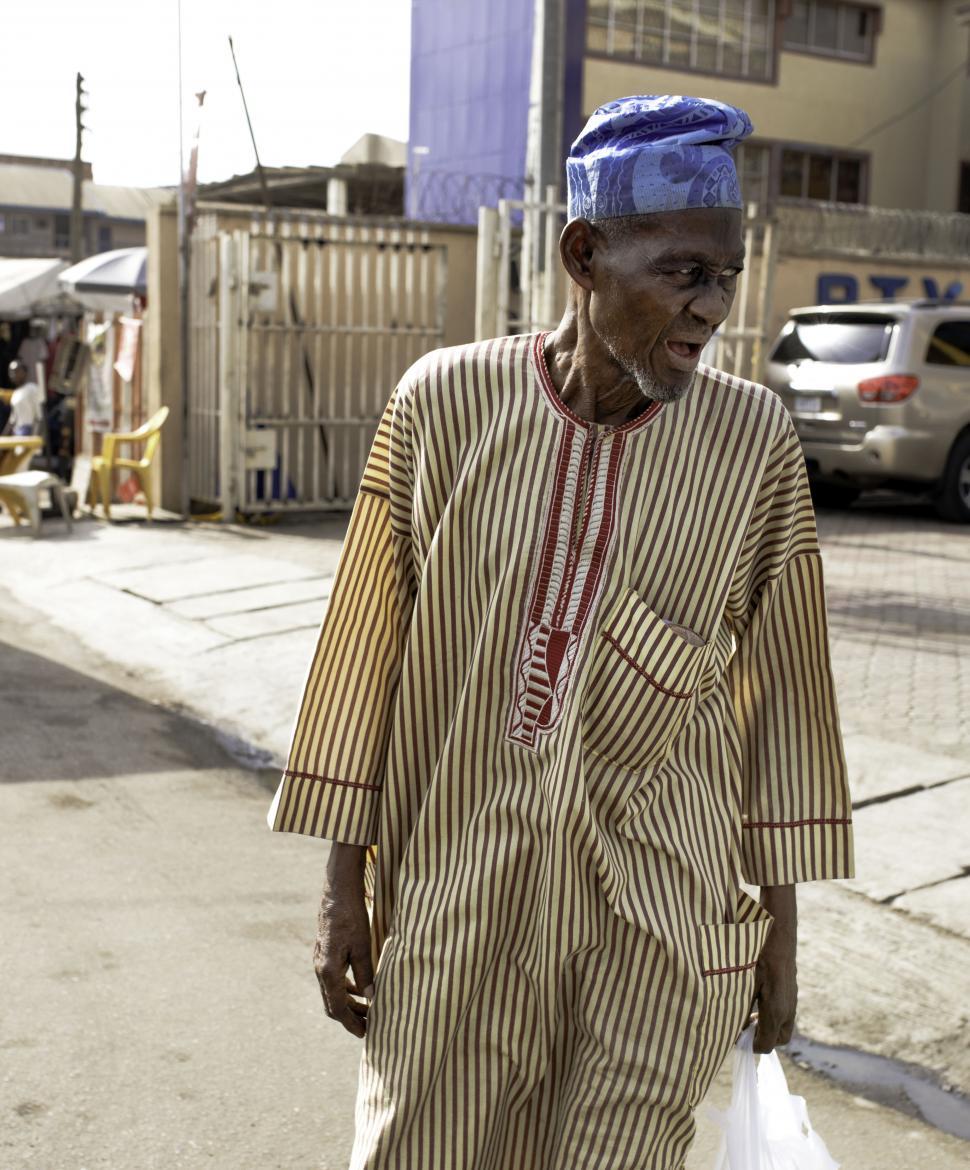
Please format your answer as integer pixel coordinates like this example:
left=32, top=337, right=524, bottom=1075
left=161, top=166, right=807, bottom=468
left=566, top=95, right=753, bottom=221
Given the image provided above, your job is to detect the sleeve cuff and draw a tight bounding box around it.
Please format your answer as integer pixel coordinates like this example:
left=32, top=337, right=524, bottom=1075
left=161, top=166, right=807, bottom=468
left=268, top=770, right=381, bottom=846
left=742, top=817, right=855, bottom=885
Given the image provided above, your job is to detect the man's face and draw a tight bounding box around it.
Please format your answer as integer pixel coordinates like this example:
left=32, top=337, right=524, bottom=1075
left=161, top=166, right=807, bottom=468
left=8, top=363, right=26, bottom=387
left=589, top=207, right=745, bottom=402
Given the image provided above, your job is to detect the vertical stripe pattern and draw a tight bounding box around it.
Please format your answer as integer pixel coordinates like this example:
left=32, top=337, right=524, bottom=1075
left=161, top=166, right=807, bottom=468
left=269, top=334, right=854, bottom=1170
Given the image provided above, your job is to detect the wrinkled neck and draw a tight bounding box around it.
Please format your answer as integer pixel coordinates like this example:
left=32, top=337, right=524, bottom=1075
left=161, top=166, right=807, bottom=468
left=543, top=289, right=649, bottom=426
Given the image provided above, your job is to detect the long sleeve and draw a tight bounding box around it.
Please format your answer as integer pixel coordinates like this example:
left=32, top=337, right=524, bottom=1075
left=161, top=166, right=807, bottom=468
left=268, top=389, right=416, bottom=846
left=726, top=411, right=854, bottom=886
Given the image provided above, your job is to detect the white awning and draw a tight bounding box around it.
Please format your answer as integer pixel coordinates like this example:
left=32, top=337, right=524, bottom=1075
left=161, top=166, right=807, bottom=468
left=0, top=257, right=72, bottom=318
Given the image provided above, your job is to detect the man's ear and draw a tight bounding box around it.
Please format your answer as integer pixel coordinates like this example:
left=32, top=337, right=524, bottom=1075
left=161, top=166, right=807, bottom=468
left=559, top=219, right=598, bottom=292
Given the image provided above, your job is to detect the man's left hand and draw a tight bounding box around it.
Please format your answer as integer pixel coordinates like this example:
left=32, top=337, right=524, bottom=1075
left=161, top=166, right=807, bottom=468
left=751, top=884, right=797, bottom=1054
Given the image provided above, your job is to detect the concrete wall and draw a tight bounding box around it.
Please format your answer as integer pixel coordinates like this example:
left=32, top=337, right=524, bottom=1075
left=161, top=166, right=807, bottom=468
left=583, top=0, right=968, bottom=213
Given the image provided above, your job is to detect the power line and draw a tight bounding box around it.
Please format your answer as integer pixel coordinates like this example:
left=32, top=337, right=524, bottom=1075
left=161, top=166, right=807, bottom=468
left=847, top=57, right=968, bottom=149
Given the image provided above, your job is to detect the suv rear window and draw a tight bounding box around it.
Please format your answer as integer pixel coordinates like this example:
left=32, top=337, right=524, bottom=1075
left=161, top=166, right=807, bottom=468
left=925, top=321, right=970, bottom=366
left=771, top=314, right=896, bottom=364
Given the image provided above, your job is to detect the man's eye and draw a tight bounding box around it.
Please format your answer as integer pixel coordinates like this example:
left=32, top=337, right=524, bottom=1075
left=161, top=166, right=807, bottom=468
left=675, top=266, right=701, bottom=278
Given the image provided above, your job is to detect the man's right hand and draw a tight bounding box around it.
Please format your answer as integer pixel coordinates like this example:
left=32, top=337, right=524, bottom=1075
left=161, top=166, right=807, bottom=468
left=313, top=842, right=373, bottom=1038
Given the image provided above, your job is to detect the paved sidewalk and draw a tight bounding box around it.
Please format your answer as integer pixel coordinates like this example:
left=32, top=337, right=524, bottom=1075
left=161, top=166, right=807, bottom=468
left=2, top=498, right=969, bottom=1109
left=4, top=599, right=966, bottom=1169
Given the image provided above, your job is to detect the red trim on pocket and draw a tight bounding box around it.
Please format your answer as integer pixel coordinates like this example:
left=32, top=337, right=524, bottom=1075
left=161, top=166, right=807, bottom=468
left=703, top=959, right=759, bottom=977
left=601, top=632, right=695, bottom=700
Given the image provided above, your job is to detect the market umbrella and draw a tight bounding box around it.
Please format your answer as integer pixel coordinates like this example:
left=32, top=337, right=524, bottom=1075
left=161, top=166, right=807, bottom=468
left=59, top=247, right=147, bottom=314
left=0, top=258, right=71, bottom=318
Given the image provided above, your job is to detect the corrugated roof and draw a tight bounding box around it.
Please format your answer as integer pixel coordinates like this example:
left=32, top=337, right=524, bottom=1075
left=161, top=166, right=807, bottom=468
left=0, top=164, right=172, bottom=219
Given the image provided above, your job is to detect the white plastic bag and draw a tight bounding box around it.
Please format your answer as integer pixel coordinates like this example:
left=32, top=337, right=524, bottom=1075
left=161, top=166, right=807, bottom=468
left=709, top=1026, right=840, bottom=1170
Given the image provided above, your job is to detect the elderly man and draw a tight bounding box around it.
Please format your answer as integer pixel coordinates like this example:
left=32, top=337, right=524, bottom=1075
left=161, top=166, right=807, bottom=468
left=269, top=95, right=853, bottom=1170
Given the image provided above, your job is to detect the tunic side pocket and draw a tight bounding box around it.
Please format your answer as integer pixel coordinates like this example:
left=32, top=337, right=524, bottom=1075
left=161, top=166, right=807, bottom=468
left=688, top=890, right=774, bottom=1109
left=582, top=588, right=711, bottom=772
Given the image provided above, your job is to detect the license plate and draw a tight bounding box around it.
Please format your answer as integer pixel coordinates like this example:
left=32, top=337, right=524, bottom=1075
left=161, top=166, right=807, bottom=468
left=794, top=394, right=823, bottom=413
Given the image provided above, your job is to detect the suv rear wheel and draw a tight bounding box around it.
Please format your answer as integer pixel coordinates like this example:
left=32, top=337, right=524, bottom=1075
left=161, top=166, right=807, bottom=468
left=935, top=432, right=970, bottom=524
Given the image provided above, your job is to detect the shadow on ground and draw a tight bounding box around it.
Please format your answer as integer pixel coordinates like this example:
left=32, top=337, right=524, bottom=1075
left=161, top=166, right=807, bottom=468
left=0, top=638, right=238, bottom=782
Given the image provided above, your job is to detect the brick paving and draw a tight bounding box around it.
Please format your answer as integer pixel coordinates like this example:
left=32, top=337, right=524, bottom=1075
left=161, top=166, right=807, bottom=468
left=817, top=498, right=970, bottom=760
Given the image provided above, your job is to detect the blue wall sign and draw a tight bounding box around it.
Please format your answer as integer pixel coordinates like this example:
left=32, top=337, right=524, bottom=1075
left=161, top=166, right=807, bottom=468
left=817, top=273, right=965, bottom=304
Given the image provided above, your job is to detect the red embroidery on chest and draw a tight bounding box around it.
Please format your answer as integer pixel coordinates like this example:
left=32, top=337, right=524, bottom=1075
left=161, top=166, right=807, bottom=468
left=505, top=335, right=664, bottom=752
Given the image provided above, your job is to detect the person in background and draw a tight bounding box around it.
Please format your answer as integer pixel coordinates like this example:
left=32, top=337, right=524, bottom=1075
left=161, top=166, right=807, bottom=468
left=17, top=321, right=49, bottom=383
left=5, top=360, right=44, bottom=436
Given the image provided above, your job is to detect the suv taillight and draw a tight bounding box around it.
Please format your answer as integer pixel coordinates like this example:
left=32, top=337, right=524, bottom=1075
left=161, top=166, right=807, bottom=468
left=857, top=375, right=919, bottom=403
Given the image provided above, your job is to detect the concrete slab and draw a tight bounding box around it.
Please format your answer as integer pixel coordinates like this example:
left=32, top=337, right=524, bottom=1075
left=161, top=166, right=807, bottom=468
left=167, top=575, right=333, bottom=620
left=895, top=876, right=970, bottom=939
left=795, top=881, right=970, bottom=1094
left=843, top=731, right=969, bottom=804
left=846, top=779, right=970, bottom=902
left=45, top=576, right=231, bottom=657
left=204, top=599, right=329, bottom=641
left=93, top=552, right=318, bottom=604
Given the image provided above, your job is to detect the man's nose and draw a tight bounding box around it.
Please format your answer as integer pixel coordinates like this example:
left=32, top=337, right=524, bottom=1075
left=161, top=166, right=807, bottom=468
left=686, top=278, right=733, bottom=328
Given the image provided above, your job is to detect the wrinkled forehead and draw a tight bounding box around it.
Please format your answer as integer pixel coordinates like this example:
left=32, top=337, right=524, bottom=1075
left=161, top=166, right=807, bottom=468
left=599, top=206, right=746, bottom=259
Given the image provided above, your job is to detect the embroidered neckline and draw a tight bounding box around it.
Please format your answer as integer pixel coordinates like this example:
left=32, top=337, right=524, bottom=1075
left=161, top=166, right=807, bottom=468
left=530, top=332, right=666, bottom=435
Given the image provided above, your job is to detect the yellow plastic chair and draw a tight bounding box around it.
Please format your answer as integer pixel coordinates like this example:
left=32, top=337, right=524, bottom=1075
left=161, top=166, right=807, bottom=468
left=90, top=406, right=170, bottom=520
left=0, top=435, right=43, bottom=477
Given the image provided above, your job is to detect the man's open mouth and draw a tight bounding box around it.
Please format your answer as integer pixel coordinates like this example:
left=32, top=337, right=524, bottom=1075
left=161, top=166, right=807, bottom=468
left=665, top=340, right=704, bottom=360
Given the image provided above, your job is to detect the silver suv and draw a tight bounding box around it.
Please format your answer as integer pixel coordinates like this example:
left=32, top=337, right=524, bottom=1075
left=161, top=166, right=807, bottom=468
left=763, top=301, right=970, bottom=522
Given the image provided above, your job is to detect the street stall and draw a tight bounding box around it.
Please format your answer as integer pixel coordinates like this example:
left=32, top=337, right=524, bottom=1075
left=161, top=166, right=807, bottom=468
left=0, top=257, right=82, bottom=471
left=58, top=247, right=150, bottom=507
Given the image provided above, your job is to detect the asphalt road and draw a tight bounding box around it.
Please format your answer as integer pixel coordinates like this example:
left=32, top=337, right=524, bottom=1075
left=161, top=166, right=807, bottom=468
left=2, top=614, right=969, bottom=1168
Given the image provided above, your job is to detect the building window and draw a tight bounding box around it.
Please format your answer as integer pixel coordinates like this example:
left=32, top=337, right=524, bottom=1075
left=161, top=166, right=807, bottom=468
left=98, top=225, right=112, bottom=251
left=735, top=142, right=772, bottom=208
left=780, top=147, right=865, bottom=203
left=11, top=216, right=30, bottom=235
left=54, top=214, right=70, bottom=249
left=926, top=321, right=970, bottom=367
left=783, top=1, right=877, bottom=61
left=587, top=0, right=777, bottom=82
left=959, top=163, right=970, bottom=214
left=34, top=216, right=49, bottom=230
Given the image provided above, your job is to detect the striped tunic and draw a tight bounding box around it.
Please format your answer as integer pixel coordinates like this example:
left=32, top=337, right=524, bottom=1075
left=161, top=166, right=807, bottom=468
left=269, top=333, right=854, bottom=1170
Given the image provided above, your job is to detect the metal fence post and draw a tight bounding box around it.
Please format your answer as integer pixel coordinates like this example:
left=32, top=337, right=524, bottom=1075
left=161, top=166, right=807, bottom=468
left=496, top=200, right=512, bottom=337
left=218, top=232, right=240, bottom=523
left=542, top=184, right=561, bottom=328
left=475, top=206, right=499, bottom=341
left=751, top=214, right=777, bottom=383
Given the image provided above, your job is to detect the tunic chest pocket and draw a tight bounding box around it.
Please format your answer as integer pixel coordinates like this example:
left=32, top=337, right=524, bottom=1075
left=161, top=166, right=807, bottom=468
left=582, top=589, right=710, bottom=773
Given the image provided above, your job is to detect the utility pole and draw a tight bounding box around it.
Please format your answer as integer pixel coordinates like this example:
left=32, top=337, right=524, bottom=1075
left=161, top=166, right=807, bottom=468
left=525, top=0, right=565, bottom=207
left=71, top=72, right=87, bottom=263
left=523, top=0, right=565, bottom=328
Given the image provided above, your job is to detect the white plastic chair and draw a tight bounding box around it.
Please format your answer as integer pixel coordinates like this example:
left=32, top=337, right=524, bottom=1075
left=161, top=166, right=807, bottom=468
left=0, top=470, right=74, bottom=537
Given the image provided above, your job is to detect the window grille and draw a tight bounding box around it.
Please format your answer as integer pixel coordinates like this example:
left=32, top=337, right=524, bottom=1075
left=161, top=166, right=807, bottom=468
left=783, top=1, right=876, bottom=60
left=588, top=0, right=777, bottom=82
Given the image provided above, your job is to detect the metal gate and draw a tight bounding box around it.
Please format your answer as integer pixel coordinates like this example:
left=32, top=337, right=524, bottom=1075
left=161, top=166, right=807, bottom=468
left=188, top=211, right=448, bottom=516
left=475, top=196, right=777, bottom=384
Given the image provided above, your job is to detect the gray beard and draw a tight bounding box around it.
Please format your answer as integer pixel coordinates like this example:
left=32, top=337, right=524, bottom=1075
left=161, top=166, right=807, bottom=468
left=602, top=335, right=692, bottom=405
